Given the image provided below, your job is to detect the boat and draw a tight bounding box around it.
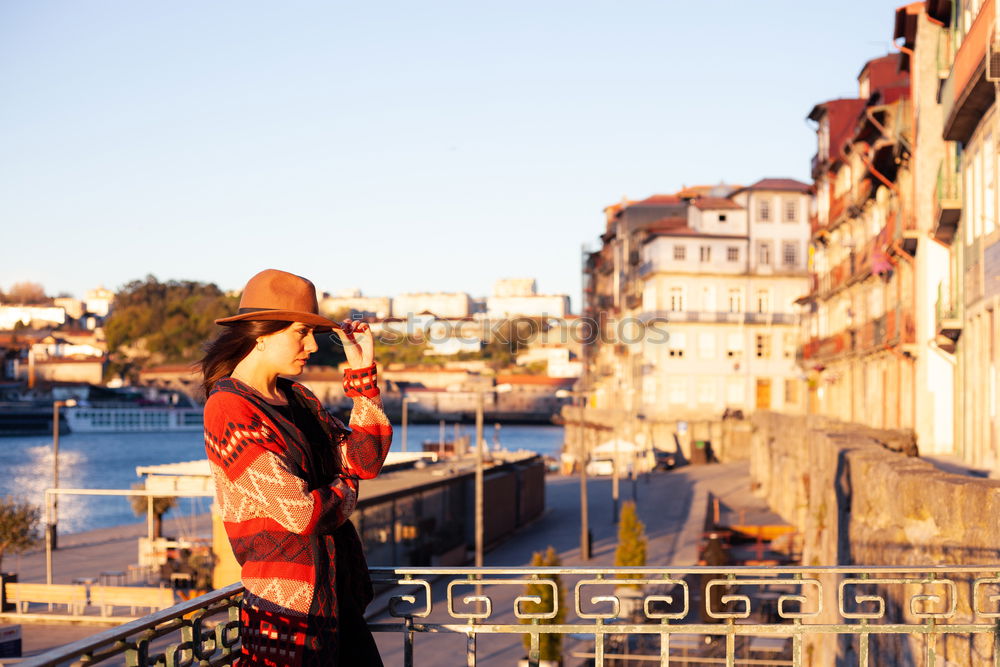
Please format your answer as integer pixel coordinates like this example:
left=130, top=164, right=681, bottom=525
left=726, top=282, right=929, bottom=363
left=64, top=405, right=203, bottom=433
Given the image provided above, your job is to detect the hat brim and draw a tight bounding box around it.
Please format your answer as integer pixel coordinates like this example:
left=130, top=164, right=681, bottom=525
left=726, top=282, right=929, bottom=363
left=215, top=310, right=341, bottom=332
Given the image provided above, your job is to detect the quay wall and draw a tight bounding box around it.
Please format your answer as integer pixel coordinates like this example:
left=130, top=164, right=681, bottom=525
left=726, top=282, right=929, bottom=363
left=750, top=412, right=1000, bottom=666
left=561, top=405, right=752, bottom=468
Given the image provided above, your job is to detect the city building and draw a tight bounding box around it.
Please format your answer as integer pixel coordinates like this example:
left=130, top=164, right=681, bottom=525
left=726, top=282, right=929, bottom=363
left=0, top=305, right=66, bottom=330
left=486, top=278, right=570, bottom=318
left=802, top=53, right=921, bottom=432
left=392, top=292, right=471, bottom=319
left=84, top=286, right=114, bottom=318
left=930, top=0, right=1000, bottom=466
left=319, top=288, right=391, bottom=319
left=583, top=182, right=811, bottom=419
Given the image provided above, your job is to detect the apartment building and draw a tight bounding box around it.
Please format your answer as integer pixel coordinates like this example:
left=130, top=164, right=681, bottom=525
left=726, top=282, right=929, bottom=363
left=583, top=182, right=811, bottom=418
left=930, top=0, right=1000, bottom=466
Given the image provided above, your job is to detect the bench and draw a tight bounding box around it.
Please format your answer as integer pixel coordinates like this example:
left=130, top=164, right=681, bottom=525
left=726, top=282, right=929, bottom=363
left=90, top=586, right=176, bottom=617
left=4, top=583, right=88, bottom=615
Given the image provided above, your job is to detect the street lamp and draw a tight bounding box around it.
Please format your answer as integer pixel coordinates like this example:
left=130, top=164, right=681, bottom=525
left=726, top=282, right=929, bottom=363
left=556, top=388, right=591, bottom=560
left=474, top=383, right=512, bottom=568
left=49, top=398, right=77, bottom=551
left=401, top=395, right=418, bottom=453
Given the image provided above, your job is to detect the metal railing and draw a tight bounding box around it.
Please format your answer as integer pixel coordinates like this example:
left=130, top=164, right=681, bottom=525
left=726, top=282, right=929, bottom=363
left=19, top=565, right=1000, bottom=666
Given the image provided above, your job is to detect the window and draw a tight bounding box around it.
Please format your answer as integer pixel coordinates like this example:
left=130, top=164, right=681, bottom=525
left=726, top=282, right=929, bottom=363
left=697, top=378, right=715, bottom=404
left=727, top=288, right=743, bottom=313
left=785, top=378, right=799, bottom=405
left=668, top=376, right=688, bottom=403
left=726, top=332, right=743, bottom=357
left=986, top=133, right=996, bottom=235
left=782, top=332, right=795, bottom=359
left=755, top=334, right=771, bottom=359
left=699, top=332, right=716, bottom=359
left=755, top=289, right=771, bottom=314
left=727, top=246, right=740, bottom=262
left=718, top=214, right=727, bottom=222
left=700, top=246, right=711, bottom=262
left=726, top=377, right=745, bottom=403
left=758, top=198, right=771, bottom=222
left=758, top=241, right=772, bottom=266
left=701, top=285, right=717, bottom=312
left=669, top=286, right=684, bottom=312
left=668, top=332, right=686, bottom=358
left=674, top=245, right=686, bottom=261
left=782, top=241, right=798, bottom=267
left=783, top=199, right=797, bottom=222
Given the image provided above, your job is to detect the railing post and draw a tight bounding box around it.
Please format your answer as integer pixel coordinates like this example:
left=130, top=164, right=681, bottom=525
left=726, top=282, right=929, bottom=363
left=404, top=616, right=414, bottom=667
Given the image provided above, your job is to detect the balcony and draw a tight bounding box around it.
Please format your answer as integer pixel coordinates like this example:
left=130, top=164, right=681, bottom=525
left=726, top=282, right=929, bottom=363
left=638, top=311, right=798, bottom=325
left=933, top=152, right=962, bottom=245
left=24, top=565, right=1000, bottom=667
left=935, top=281, right=962, bottom=352
left=942, top=0, right=995, bottom=142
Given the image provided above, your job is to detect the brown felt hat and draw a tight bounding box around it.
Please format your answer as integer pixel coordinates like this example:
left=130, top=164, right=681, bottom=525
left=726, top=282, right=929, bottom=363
left=215, top=269, right=340, bottom=331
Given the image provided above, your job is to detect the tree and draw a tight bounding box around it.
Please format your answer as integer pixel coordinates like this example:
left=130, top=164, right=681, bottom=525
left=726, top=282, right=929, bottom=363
left=521, top=546, right=565, bottom=662
left=614, top=501, right=648, bottom=588
left=128, top=483, right=177, bottom=538
left=104, top=275, right=238, bottom=375
left=0, top=496, right=41, bottom=572
left=6, top=281, right=48, bottom=305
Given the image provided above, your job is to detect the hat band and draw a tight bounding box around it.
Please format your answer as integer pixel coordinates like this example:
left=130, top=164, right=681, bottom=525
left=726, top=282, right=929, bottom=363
left=238, top=307, right=284, bottom=314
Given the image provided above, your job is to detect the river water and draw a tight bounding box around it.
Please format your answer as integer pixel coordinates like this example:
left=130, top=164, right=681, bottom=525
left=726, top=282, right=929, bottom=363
left=0, top=422, right=565, bottom=534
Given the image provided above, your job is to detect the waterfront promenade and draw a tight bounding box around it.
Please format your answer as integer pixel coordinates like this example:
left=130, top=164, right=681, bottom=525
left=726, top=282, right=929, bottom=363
left=4, top=462, right=769, bottom=664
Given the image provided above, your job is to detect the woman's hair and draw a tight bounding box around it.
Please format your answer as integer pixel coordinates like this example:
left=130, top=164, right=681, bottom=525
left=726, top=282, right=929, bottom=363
left=199, top=320, right=291, bottom=398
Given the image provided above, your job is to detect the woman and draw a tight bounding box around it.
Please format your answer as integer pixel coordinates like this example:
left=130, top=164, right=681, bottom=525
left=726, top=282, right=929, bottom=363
left=200, top=268, right=392, bottom=666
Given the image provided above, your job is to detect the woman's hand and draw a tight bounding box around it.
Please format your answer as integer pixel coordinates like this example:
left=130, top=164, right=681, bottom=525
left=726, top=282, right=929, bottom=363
left=335, top=320, right=375, bottom=369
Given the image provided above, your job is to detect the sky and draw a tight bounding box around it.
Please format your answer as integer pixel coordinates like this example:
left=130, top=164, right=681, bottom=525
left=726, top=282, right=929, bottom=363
left=2, top=0, right=909, bottom=309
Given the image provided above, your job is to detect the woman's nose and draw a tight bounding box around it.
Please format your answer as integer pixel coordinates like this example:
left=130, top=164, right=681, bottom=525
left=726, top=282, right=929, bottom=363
left=305, top=332, right=318, bottom=353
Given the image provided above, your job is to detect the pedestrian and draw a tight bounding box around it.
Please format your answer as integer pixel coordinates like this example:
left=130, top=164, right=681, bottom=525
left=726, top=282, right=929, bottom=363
left=199, top=268, right=392, bottom=666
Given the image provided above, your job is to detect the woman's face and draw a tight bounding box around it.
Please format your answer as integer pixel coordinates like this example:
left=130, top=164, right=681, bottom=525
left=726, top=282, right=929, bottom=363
left=258, top=322, right=318, bottom=376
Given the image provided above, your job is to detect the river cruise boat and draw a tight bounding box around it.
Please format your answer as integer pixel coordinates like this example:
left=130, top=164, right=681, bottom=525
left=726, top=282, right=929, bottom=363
left=64, top=405, right=203, bottom=433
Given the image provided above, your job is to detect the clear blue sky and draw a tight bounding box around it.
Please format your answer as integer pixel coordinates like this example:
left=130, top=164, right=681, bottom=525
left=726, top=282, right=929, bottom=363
left=2, top=0, right=906, bottom=308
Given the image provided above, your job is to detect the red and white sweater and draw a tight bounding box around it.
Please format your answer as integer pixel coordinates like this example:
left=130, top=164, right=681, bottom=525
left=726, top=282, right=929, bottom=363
left=203, top=364, right=392, bottom=617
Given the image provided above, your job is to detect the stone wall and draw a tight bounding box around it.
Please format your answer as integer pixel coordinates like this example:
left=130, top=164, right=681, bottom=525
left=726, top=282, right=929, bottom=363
left=560, top=406, right=750, bottom=467
left=751, top=412, right=1000, bottom=665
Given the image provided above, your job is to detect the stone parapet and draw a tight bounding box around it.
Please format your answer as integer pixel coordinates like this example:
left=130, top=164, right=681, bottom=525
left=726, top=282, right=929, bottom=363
left=750, top=411, right=1000, bottom=665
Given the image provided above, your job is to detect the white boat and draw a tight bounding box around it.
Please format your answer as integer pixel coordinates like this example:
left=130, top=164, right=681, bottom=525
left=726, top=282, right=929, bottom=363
left=64, top=406, right=203, bottom=433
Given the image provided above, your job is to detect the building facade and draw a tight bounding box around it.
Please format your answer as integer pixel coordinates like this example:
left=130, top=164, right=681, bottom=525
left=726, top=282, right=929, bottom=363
left=931, top=0, right=1000, bottom=466
left=583, top=182, right=811, bottom=420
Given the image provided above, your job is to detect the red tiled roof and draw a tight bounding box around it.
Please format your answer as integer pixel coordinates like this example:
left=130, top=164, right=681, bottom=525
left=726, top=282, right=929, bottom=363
left=631, top=194, right=683, bottom=207
left=742, top=178, right=812, bottom=193
left=858, top=54, right=908, bottom=91
left=692, top=197, right=743, bottom=210
left=643, top=217, right=689, bottom=234
left=644, top=228, right=748, bottom=241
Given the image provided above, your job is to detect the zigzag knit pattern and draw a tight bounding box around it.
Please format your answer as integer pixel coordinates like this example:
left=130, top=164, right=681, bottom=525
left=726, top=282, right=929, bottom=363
left=204, top=369, right=391, bottom=618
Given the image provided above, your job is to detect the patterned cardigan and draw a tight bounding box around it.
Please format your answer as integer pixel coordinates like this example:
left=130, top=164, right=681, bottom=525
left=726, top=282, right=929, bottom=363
left=203, top=363, right=392, bottom=618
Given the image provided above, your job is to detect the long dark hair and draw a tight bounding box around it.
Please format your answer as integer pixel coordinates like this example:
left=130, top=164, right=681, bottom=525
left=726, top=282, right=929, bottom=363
left=199, top=320, right=291, bottom=398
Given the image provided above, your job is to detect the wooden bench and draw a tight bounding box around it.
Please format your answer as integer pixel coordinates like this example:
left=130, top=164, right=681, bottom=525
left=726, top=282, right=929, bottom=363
left=90, top=586, right=175, bottom=617
left=4, top=583, right=88, bottom=615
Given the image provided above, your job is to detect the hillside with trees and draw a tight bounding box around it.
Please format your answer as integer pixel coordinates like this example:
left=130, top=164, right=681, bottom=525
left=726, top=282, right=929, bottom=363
left=103, top=276, right=237, bottom=379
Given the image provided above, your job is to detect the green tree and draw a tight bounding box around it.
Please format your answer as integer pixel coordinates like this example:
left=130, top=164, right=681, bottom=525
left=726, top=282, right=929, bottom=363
left=0, top=496, right=41, bottom=572
left=128, top=483, right=177, bottom=539
left=614, top=501, right=647, bottom=588
left=104, top=275, right=238, bottom=375
left=521, top=546, right=565, bottom=662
